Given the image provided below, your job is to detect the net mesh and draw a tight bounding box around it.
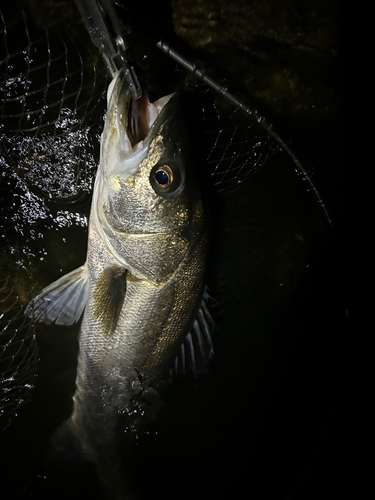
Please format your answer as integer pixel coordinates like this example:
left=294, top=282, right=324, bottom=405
left=200, top=89, right=280, bottom=191
left=0, top=254, right=38, bottom=431
left=0, top=5, right=107, bottom=201
left=0, top=3, right=107, bottom=429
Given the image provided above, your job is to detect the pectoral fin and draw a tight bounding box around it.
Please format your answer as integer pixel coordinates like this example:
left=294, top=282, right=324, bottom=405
left=174, top=289, right=215, bottom=378
left=92, top=266, right=127, bottom=337
left=26, top=265, right=89, bottom=325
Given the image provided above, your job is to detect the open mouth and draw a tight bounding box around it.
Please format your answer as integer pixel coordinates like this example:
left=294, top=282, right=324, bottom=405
left=127, top=90, right=160, bottom=148
left=106, top=71, right=174, bottom=174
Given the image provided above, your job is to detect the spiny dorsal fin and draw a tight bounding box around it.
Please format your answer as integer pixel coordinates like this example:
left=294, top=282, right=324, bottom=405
left=26, top=265, right=88, bottom=325
left=92, top=266, right=127, bottom=337
left=173, top=289, right=215, bottom=378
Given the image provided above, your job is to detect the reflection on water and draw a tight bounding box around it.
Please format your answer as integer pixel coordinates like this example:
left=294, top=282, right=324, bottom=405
left=0, top=1, right=344, bottom=500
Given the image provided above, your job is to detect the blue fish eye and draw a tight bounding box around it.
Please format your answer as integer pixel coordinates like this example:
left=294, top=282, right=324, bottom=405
left=150, top=164, right=181, bottom=196
left=153, top=165, right=173, bottom=190
left=155, top=169, right=169, bottom=185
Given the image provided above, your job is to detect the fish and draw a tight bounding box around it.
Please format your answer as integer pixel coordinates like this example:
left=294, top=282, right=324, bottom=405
left=26, top=70, right=214, bottom=472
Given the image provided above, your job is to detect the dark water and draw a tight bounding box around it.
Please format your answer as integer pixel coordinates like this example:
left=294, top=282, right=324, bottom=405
left=0, top=1, right=347, bottom=499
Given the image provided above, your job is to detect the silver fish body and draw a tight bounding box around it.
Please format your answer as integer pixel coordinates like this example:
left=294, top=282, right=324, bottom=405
left=28, top=71, right=211, bottom=462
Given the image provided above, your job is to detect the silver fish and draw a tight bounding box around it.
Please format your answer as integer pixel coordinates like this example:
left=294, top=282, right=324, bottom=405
left=27, top=70, right=213, bottom=464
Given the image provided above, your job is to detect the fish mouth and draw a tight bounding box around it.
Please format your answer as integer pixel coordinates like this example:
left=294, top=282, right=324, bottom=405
left=103, top=71, right=174, bottom=178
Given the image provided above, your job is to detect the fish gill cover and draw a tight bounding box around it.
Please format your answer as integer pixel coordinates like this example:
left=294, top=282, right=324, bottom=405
left=0, top=1, right=345, bottom=499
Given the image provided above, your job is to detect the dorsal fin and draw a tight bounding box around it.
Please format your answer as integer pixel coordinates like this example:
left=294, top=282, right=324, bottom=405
left=25, top=265, right=88, bottom=325
left=173, top=289, right=215, bottom=378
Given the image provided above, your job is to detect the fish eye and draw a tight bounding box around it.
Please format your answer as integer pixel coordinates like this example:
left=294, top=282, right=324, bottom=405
left=150, top=163, right=183, bottom=197
left=154, top=165, right=173, bottom=189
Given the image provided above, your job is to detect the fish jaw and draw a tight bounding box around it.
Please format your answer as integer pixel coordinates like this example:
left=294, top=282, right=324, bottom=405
left=100, top=70, right=174, bottom=180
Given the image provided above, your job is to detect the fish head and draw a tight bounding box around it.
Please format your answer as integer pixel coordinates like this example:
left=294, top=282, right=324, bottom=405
left=94, top=70, right=206, bottom=284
